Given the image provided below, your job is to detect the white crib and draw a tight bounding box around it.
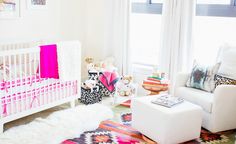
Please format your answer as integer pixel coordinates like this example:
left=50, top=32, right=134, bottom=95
left=0, top=41, right=81, bottom=133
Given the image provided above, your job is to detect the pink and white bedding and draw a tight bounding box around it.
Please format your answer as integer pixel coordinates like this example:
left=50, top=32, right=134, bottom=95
left=0, top=74, right=78, bottom=117
left=0, top=41, right=81, bottom=133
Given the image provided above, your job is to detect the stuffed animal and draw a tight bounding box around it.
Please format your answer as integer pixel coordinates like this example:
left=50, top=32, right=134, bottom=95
left=116, top=75, right=136, bottom=97
left=83, top=75, right=99, bottom=93
left=100, top=57, right=118, bottom=72
left=85, top=57, right=96, bottom=71
left=85, top=57, right=104, bottom=72
left=85, top=57, right=118, bottom=73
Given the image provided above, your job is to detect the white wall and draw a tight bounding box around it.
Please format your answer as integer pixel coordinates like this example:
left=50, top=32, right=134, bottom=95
left=83, top=0, right=106, bottom=61
left=0, top=0, right=61, bottom=42
left=0, top=0, right=87, bottom=42
left=60, top=0, right=85, bottom=42
left=78, top=0, right=108, bottom=78
left=60, top=0, right=87, bottom=78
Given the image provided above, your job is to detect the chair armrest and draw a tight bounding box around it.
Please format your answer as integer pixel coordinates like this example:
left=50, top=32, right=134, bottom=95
left=173, top=73, right=190, bottom=96
left=211, top=85, right=236, bottom=132
left=175, top=73, right=190, bottom=88
left=214, top=85, right=236, bottom=104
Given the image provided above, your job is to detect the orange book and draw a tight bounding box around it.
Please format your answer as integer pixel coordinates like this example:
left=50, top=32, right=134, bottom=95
left=143, top=79, right=161, bottom=84
left=143, top=83, right=168, bottom=87
left=143, top=81, right=162, bottom=86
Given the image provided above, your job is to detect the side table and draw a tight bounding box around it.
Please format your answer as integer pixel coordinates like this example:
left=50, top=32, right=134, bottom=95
left=142, top=84, right=168, bottom=95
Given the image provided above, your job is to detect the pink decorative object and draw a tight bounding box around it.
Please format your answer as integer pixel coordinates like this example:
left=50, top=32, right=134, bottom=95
left=40, top=44, right=59, bottom=79
left=99, top=71, right=119, bottom=92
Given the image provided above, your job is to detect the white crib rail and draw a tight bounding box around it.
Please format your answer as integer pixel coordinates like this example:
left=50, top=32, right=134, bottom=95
left=0, top=41, right=43, bottom=51
left=0, top=47, right=40, bottom=118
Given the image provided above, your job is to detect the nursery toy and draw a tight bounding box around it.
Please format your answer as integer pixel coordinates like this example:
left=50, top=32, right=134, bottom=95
left=83, top=75, right=99, bottom=93
left=100, top=57, right=118, bottom=72
left=85, top=56, right=118, bottom=73
left=116, top=75, right=136, bottom=97
left=85, top=57, right=97, bottom=72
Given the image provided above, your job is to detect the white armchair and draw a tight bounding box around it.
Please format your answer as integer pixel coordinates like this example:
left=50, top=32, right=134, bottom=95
left=175, top=73, right=236, bottom=133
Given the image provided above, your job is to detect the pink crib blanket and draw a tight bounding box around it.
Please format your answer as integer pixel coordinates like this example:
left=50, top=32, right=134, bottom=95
left=99, top=71, right=119, bottom=92
left=40, top=44, right=59, bottom=79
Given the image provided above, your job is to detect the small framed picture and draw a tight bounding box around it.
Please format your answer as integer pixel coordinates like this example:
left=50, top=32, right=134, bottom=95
left=0, top=0, right=20, bottom=19
left=27, top=0, right=47, bottom=10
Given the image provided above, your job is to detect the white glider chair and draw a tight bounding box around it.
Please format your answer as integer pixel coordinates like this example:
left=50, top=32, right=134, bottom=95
left=175, top=45, right=236, bottom=133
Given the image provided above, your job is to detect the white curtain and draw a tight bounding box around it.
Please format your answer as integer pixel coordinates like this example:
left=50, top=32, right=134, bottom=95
left=103, top=0, right=130, bottom=75
left=159, top=0, right=196, bottom=93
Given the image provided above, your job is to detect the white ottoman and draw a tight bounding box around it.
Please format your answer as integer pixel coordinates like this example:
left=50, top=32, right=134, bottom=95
left=131, top=96, right=202, bottom=144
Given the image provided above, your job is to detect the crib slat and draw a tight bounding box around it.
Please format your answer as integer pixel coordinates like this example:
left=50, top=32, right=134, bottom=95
left=19, top=54, right=23, bottom=113
left=2, top=56, right=6, bottom=116
left=24, top=53, right=29, bottom=110
left=66, top=81, right=68, bottom=98
left=48, top=79, right=51, bottom=103
left=33, top=52, right=37, bottom=108
left=29, top=53, right=32, bottom=108
left=54, top=79, right=57, bottom=102
left=14, top=54, right=18, bottom=113
left=38, top=53, right=44, bottom=106
left=9, top=55, right=13, bottom=115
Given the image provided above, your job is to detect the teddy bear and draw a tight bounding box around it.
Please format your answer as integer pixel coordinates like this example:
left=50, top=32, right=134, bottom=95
left=100, top=57, right=118, bottom=72
left=85, top=57, right=102, bottom=72
left=116, top=75, right=136, bottom=97
left=85, top=57, right=118, bottom=72
left=85, top=57, right=95, bottom=71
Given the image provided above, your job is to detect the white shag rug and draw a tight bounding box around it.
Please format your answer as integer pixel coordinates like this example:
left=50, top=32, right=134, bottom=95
left=0, top=104, right=113, bottom=144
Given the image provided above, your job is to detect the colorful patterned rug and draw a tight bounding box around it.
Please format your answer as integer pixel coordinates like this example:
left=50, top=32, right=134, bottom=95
left=120, top=112, right=132, bottom=126
left=62, top=105, right=236, bottom=144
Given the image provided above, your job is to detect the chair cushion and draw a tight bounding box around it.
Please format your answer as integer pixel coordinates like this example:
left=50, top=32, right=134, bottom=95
left=186, top=61, right=221, bottom=93
left=175, top=87, right=214, bottom=113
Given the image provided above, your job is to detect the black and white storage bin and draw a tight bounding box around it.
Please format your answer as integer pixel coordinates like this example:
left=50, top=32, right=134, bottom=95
left=98, top=83, right=116, bottom=97
left=80, top=86, right=102, bottom=105
left=88, top=70, right=102, bottom=80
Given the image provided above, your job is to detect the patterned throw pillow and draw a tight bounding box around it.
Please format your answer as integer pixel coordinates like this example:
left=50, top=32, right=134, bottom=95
left=186, top=62, right=221, bottom=92
left=214, top=74, right=236, bottom=87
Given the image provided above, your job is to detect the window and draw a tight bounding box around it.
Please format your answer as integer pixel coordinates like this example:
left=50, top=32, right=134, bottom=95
left=130, top=0, right=162, bottom=66
left=130, top=0, right=236, bottom=65
left=197, top=0, right=231, bottom=5
left=129, top=0, right=163, bottom=92
left=196, top=0, right=236, bottom=17
left=151, top=0, right=163, bottom=4
left=132, top=0, right=236, bottom=16
left=193, top=0, right=236, bottom=64
left=132, top=0, right=162, bottom=14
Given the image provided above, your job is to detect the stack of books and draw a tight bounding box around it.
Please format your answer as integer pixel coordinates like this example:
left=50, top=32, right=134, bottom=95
left=142, top=76, right=168, bottom=91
